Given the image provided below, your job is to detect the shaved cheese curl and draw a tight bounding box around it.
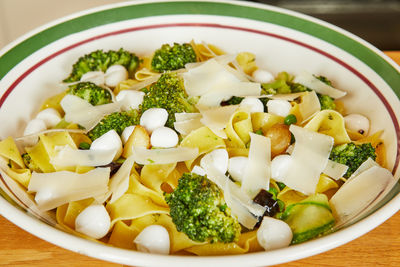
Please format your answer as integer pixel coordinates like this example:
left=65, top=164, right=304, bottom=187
left=50, top=145, right=116, bottom=167
left=174, top=112, right=202, bottom=122
left=224, top=182, right=259, bottom=229
left=108, top=156, right=135, bottom=204
left=298, top=91, right=321, bottom=122
left=198, top=105, right=238, bottom=138
left=60, top=94, right=121, bottom=130
left=330, top=165, right=395, bottom=226
left=275, top=125, right=333, bottom=195
left=131, top=147, right=198, bottom=165
left=28, top=168, right=110, bottom=211
left=200, top=153, right=266, bottom=222
left=0, top=158, right=56, bottom=225
left=241, top=133, right=271, bottom=198
left=323, top=160, right=349, bottom=180
left=293, top=71, right=347, bottom=99
left=183, top=58, right=260, bottom=107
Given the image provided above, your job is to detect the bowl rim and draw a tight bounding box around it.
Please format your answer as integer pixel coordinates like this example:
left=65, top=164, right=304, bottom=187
left=0, top=0, right=399, bottom=266
left=1, top=0, right=399, bottom=86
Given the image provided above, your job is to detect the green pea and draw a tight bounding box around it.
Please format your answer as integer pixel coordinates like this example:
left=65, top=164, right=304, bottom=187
left=255, top=129, right=263, bottom=135
left=284, top=114, right=297, bottom=125
left=78, top=142, right=91, bottom=150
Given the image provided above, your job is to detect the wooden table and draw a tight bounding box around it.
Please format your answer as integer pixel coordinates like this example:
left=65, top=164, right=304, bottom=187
left=0, top=52, right=399, bottom=267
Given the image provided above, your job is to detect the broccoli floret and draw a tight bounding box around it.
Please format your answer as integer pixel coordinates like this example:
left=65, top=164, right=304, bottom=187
left=329, top=142, right=376, bottom=178
left=63, top=48, right=140, bottom=82
left=314, top=75, right=336, bottom=110
left=22, top=153, right=41, bottom=172
left=262, top=72, right=307, bottom=95
left=140, top=72, right=196, bottom=128
left=262, top=79, right=291, bottom=95
left=151, top=43, right=197, bottom=72
left=165, top=173, right=241, bottom=243
left=316, top=75, right=332, bottom=86
left=318, top=94, right=336, bottom=110
left=87, top=110, right=140, bottom=140
left=222, top=96, right=244, bottom=105
left=67, top=82, right=112, bottom=106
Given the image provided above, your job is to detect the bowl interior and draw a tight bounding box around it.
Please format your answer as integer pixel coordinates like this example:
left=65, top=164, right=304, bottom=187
left=0, top=1, right=399, bottom=266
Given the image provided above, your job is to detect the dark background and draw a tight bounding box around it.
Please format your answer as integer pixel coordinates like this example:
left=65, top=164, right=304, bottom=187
left=250, top=0, right=400, bottom=50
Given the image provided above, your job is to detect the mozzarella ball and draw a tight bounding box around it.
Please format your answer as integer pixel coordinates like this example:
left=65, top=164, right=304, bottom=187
left=116, top=90, right=145, bottom=111
left=24, top=118, right=47, bottom=136
left=252, top=69, right=274, bottom=83
left=90, top=130, right=123, bottom=160
left=105, top=65, right=129, bottom=87
left=134, top=225, right=170, bottom=255
left=271, top=154, right=292, bottom=180
left=240, top=97, right=264, bottom=113
left=140, top=108, right=169, bottom=133
left=267, top=99, right=292, bottom=117
left=80, top=71, right=105, bottom=86
left=228, top=156, right=248, bottom=182
left=200, top=149, right=229, bottom=174
left=75, top=204, right=111, bottom=239
left=121, top=125, right=135, bottom=144
left=150, top=127, right=179, bottom=148
left=257, top=216, right=293, bottom=251
left=344, top=113, right=370, bottom=136
left=36, top=108, right=61, bottom=128
left=191, top=165, right=206, bottom=176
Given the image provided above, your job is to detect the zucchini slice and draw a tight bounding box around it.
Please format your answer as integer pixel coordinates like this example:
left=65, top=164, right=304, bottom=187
left=280, top=193, right=335, bottom=244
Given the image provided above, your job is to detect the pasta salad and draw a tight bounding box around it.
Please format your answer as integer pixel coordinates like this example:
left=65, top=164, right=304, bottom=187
left=0, top=41, right=396, bottom=255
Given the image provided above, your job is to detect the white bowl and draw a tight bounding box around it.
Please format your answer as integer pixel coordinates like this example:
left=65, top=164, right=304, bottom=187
left=0, top=0, right=399, bottom=266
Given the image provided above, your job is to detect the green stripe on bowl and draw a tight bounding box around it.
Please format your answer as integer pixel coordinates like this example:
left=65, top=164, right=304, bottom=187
left=0, top=1, right=399, bottom=97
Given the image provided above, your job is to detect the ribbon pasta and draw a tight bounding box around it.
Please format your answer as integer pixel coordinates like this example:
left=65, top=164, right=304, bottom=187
left=225, top=109, right=253, bottom=148
left=304, top=110, right=351, bottom=144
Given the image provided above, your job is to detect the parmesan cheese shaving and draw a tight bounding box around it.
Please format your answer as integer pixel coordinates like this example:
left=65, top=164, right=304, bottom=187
left=224, top=182, right=259, bottom=229
left=330, top=165, right=394, bottom=225
left=197, top=81, right=261, bottom=107
left=15, top=128, right=86, bottom=148
left=50, top=145, right=116, bottom=167
left=0, top=158, right=56, bottom=225
left=183, top=58, right=261, bottom=107
left=198, top=105, right=239, bottom=138
left=108, top=156, right=135, bottom=204
left=174, top=118, right=204, bottom=136
left=214, top=54, right=237, bottom=65
left=60, top=94, right=121, bottom=130
left=275, top=125, right=333, bottom=195
left=323, top=160, right=349, bottom=180
left=174, top=113, right=204, bottom=136
left=293, top=71, right=347, bottom=99
left=346, top=157, right=378, bottom=183
left=200, top=153, right=266, bottom=217
left=131, top=147, right=199, bottom=165
left=183, top=59, right=237, bottom=97
left=241, top=133, right=271, bottom=198
left=336, top=173, right=396, bottom=229
left=298, top=91, right=321, bottom=122
left=174, top=112, right=202, bottom=122
left=28, top=168, right=110, bottom=211
left=267, top=92, right=305, bottom=101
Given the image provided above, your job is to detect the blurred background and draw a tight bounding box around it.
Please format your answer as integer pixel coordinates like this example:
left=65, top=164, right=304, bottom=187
left=0, top=0, right=399, bottom=50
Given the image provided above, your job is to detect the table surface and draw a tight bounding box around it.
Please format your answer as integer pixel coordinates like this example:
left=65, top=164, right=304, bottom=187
left=0, top=51, right=399, bottom=267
